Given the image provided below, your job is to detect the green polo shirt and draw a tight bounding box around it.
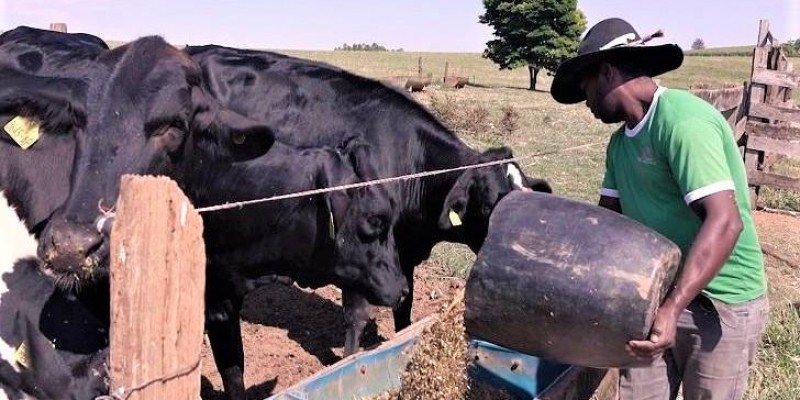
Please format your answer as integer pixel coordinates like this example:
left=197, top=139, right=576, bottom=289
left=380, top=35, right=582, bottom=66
left=601, top=87, right=766, bottom=304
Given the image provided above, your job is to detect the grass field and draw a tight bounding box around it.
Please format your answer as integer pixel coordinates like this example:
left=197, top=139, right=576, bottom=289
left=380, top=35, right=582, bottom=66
left=685, top=45, right=755, bottom=57
left=265, top=49, right=799, bottom=399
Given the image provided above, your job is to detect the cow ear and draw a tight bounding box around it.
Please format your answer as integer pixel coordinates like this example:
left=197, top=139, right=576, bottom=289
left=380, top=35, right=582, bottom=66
left=438, top=171, right=473, bottom=230
left=191, top=87, right=274, bottom=161
left=527, top=177, right=553, bottom=193
left=0, top=71, right=86, bottom=134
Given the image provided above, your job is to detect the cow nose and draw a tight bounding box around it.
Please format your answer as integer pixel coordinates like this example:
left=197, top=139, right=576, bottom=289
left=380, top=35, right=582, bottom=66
left=400, top=286, right=410, bottom=300
left=39, top=219, right=105, bottom=276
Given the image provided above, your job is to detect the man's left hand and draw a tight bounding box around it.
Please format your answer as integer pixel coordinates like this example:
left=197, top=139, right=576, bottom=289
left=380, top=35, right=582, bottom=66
left=626, top=303, right=681, bottom=360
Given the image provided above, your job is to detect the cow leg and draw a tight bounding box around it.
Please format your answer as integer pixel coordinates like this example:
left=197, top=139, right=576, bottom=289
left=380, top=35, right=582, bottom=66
left=207, top=311, right=245, bottom=400
left=342, top=291, right=370, bottom=356
left=392, top=265, right=415, bottom=332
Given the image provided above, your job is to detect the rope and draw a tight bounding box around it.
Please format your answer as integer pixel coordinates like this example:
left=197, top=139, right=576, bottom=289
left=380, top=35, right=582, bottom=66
left=195, top=142, right=603, bottom=213
left=94, top=358, right=201, bottom=400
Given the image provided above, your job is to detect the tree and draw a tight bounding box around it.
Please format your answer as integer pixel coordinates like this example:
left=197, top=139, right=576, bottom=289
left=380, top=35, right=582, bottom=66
left=783, top=38, right=800, bottom=56
left=480, top=0, right=586, bottom=91
left=691, top=38, right=706, bottom=50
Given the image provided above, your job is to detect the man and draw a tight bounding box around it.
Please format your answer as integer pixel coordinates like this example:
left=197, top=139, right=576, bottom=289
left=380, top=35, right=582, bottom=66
left=551, top=18, right=768, bottom=400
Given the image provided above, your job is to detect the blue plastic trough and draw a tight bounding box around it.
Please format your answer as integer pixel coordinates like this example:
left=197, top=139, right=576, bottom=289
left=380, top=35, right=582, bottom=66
left=265, top=316, right=603, bottom=400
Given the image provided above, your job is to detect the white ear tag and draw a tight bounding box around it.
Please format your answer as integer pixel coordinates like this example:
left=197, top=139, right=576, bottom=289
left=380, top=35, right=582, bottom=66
left=328, top=209, right=336, bottom=240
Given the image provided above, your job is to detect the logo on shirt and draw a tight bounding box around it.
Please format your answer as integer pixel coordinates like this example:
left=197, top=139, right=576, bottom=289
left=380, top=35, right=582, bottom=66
left=637, top=146, right=656, bottom=165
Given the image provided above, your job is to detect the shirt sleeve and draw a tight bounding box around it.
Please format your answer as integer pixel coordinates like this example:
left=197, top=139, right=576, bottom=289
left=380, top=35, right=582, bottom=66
left=600, top=139, right=619, bottom=198
left=663, top=119, right=735, bottom=204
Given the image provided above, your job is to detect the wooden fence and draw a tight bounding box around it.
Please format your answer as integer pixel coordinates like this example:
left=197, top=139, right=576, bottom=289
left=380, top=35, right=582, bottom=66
left=743, top=19, right=800, bottom=198
left=688, top=20, right=799, bottom=205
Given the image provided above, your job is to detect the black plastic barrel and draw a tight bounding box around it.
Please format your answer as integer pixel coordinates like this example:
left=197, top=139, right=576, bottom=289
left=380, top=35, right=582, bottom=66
left=464, top=191, right=681, bottom=368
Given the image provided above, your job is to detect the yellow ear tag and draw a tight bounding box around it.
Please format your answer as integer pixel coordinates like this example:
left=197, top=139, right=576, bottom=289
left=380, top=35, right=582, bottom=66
left=3, top=116, right=40, bottom=150
left=328, top=209, right=336, bottom=240
left=448, top=210, right=463, bottom=227
left=15, top=341, right=30, bottom=369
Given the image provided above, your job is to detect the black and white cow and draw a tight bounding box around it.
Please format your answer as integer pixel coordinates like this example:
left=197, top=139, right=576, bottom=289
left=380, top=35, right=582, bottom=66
left=0, top=26, right=108, bottom=79
left=34, top=36, right=408, bottom=400
left=1, top=191, right=108, bottom=400
left=184, top=44, right=553, bottom=355
left=0, top=27, right=113, bottom=327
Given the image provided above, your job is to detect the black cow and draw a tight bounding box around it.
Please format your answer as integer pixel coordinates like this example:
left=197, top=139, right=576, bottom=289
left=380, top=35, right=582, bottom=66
left=0, top=26, right=108, bottom=79
left=1, top=191, right=108, bottom=400
left=35, top=36, right=407, bottom=400
left=184, top=44, right=553, bottom=355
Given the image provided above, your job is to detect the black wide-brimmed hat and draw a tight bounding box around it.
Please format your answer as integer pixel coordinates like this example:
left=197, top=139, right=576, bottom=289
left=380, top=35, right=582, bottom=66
left=551, top=18, right=684, bottom=104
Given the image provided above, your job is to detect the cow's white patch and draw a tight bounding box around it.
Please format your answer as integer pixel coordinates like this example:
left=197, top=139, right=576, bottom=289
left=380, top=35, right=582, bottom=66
left=0, top=191, right=38, bottom=373
left=0, top=191, right=37, bottom=269
left=506, top=164, right=525, bottom=190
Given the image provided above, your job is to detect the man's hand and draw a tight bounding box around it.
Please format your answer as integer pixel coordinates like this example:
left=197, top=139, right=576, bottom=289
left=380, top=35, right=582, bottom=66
left=626, top=303, right=681, bottom=360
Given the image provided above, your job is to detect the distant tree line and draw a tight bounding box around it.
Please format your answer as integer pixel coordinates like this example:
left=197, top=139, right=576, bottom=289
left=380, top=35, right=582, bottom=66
left=784, top=38, right=800, bottom=56
left=335, top=43, right=403, bottom=52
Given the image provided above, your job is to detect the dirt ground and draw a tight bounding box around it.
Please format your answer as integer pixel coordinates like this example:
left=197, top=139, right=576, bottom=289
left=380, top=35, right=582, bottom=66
left=199, top=210, right=798, bottom=400
left=199, top=260, right=463, bottom=400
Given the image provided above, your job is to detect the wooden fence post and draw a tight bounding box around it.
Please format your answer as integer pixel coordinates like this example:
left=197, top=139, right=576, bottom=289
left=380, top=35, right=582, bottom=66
left=418, top=56, right=423, bottom=78
left=744, top=20, right=772, bottom=207
left=49, top=23, right=67, bottom=33
left=109, top=175, right=206, bottom=400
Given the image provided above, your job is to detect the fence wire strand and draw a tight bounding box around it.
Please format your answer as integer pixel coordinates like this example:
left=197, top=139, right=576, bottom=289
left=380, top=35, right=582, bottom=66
left=195, top=142, right=603, bottom=214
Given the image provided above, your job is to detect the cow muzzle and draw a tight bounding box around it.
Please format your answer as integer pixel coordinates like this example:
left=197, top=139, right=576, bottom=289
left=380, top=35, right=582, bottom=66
left=38, top=218, right=108, bottom=287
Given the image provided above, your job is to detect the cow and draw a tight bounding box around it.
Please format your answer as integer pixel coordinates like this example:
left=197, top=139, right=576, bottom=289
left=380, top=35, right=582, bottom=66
left=1, top=191, right=109, bottom=400
left=0, top=27, right=112, bottom=331
left=0, top=25, right=109, bottom=235
left=34, top=36, right=408, bottom=400
left=184, top=44, right=553, bottom=355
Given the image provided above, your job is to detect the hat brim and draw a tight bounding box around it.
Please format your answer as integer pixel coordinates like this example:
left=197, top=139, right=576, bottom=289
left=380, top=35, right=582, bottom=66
left=551, top=44, right=684, bottom=104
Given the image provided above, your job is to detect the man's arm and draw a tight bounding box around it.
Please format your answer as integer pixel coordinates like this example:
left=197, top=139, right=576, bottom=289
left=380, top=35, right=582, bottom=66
left=627, top=190, right=743, bottom=359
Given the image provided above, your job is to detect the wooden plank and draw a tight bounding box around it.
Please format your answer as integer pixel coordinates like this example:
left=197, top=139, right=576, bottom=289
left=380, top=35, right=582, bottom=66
left=749, top=170, right=800, bottom=191
left=748, top=136, right=800, bottom=159
left=749, top=102, right=800, bottom=123
left=748, top=48, right=769, bottom=122
left=690, top=87, right=745, bottom=111
left=734, top=115, right=748, bottom=141
left=109, top=175, right=205, bottom=400
left=747, top=121, right=800, bottom=141
left=751, top=68, right=800, bottom=89
left=757, top=20, right=771, bottom=47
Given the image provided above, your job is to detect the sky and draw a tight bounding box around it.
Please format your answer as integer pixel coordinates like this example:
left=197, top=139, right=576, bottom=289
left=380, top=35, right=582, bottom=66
left=1, top=0, right=799, bottom=52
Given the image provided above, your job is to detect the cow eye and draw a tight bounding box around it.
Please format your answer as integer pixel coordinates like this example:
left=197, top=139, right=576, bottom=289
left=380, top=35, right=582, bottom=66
left=359, top=215, right=387, bottom=239
left=368, top=216, right=384, bottom=231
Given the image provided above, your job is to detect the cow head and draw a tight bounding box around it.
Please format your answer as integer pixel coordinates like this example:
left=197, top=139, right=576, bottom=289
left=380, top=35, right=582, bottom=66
left=324, top=146, right=408, bottom=308
left=438, top=147, right=552, bottom=252
left=38, top=36, right=274, bottom=287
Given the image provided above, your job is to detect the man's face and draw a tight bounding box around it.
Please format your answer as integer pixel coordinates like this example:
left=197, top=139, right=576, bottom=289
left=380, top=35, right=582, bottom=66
left=579, top=63, right=624, bottom=124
